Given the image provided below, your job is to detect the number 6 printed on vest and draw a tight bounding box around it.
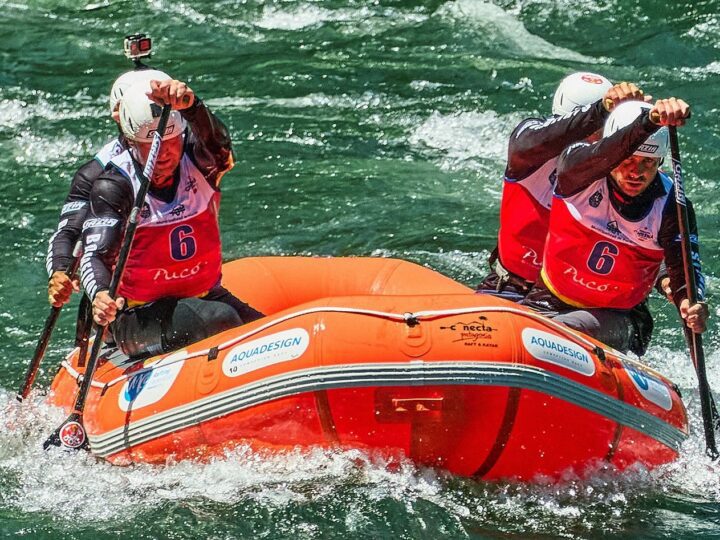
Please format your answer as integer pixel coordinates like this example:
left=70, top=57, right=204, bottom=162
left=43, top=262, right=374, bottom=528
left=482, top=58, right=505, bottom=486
left=170, top=225, right=197, bottom=261
left=587, top=241, right=619, bottom=275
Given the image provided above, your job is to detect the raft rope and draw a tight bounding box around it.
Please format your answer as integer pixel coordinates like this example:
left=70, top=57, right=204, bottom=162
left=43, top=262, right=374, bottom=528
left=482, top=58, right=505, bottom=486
left=59, top=305, right=670, bottom=393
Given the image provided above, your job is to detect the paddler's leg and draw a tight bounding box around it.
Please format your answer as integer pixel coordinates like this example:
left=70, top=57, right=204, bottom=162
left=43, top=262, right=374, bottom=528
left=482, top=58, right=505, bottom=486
left=162, top=297, right=243, bottom=352
left=551, top=309, right=634, bottom=354
left=201, top=286, right=265, bottom=323
left=110, top=298, right=176, bottom=359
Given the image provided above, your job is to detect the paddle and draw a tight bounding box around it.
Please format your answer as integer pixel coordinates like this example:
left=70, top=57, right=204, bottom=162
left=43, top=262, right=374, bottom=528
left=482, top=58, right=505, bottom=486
left=43, top=104, right=172, bottom=451
left=16, top=242, right=82, bottom=403
left=669, top=125, right=719, bottom=460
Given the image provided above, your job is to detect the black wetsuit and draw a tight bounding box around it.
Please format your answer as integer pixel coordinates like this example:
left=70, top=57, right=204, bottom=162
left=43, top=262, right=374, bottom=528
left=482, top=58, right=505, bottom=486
left=46, top=138, right=126, bottom=276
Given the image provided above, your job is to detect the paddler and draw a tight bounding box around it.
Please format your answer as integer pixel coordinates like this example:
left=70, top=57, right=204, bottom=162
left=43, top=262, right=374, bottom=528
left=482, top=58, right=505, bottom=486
left=477, top=73, right=648, bottom=301
left=46, top=68, right=171, bottom=308
left=47, top=34, right=167, bottom=308
left=521, top=98, right=709, bottom=355
left=81, top=78, right=264, bottom=358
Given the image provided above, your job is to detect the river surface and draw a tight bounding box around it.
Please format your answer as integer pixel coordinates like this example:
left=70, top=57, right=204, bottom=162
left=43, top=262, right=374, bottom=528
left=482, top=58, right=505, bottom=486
left=1, top=1, right=719, bottom=538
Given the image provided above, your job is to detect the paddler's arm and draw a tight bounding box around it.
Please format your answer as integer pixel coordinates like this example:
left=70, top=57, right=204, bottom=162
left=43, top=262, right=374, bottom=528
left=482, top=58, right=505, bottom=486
left=659, top=197, right=708, bottom=333
left=181, top=98, right=234, bottom=188
left=506, top=101, right=609, bottom=180
left=46, top=159, right=101, bottom=278
left=506, top=82, right=646, bottom=181
left=46, top=159, right=106, bottom=307
left=80, top=174, right=133, bottom=306
left=555, top=111, right=661, bottom=196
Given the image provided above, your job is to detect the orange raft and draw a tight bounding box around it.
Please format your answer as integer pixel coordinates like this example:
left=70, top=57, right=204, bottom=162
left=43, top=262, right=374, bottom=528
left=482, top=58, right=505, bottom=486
left=48, top=257, right=688, bottom=480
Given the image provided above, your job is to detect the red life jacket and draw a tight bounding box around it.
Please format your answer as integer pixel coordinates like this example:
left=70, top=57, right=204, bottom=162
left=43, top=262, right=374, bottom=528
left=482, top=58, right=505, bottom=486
left=541, top=174, right=671, bottom=309
left=109, top=151, right=223, bottom=303
left=497, top=158, right=557, bottom=282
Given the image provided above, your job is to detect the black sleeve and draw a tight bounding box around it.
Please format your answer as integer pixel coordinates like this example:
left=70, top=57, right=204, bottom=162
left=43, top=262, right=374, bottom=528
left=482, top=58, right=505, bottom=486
left=181, top=99, right=234, bottom=188
left=79, top=171, right=133, bottom=300
left=46, top=159, right=104, bottom=276
left=659, top=196, right=706, bottom=306
left=505, top=100, right=609, bottom=181
left=556, top=112, right=660, bottom=197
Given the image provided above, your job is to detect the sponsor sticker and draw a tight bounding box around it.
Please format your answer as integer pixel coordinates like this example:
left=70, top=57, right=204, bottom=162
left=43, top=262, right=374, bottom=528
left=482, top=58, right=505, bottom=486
left=83, top=217, right=119, bottom=230
left=634, top=227, right=654, bottom=241
left=438, top=317, right=498, bottom=348
left=223, top=328, right=310, bottom=378
left=522, top=328, right=595, bottom=376
left=637, top=143, right=659, bottom=154
left=118, top=350, right=186, bottom=411
left=61, top=201, right=87, bottom=215
left=581, top=74, right=605, bottom=84
left=589, top=190, right=603, bottom=208
left=624, top=363, right=672, bottom=411
left=59, top=421, right=86, bottom=449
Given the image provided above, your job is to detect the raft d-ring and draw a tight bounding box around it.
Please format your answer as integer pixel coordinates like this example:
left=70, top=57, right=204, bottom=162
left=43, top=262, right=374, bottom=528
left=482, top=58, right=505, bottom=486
left=403, top=312, right=420, bottom=327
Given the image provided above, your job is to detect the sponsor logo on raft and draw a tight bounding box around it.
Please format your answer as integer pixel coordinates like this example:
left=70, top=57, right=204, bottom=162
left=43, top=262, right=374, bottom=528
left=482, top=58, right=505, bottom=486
left=522, top=328, right=595, bottom=376
left=118, top=350, right=187, bottom=412
left=223, top=328, right=310, bottom=378
left=439, top=318, right=498, bottom=346
left=624, top=363, right=672, bottom=411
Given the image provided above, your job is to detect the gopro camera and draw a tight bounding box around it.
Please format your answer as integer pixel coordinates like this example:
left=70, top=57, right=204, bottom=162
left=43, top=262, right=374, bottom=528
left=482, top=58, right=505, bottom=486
left=123, top=33, right=152, bottom=61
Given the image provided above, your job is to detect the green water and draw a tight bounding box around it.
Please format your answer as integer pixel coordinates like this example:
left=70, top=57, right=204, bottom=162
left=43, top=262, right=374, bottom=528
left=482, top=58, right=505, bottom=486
left=1, top=0, right=719, bottom=538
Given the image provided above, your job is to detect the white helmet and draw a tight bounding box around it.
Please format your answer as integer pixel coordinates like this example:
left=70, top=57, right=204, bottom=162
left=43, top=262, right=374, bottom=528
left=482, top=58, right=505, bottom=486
left=603, top=101, right=669, bottom=159
left=119, top=81, right=186, bottom=143
left=109, top=69, right=170, bottom=114
left=552, top=72, right=612, bottom=116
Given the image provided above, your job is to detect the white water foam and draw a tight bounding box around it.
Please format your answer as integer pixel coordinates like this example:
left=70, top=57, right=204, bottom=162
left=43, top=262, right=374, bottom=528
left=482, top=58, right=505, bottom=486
left=207, top=91, right=389, bottom=111
left=436, top=0, right=597, bottom=63
left=255, top=4, right=357, bottom=31
left=680, top=61, right=720, bottom=81
left=253, top=3, right=427, bottom=34
left=685, top=15, right=720, bottom=49
left=11, top=130, right=94, bottom=167
left=147, top=0, right=208, bottom=24
left=408, top=110, right=525, bottom=171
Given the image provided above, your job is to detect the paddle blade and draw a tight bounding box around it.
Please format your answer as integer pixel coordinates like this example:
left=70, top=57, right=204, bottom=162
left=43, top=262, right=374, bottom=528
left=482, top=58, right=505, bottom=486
left=43, top=412, right=89, bottom=451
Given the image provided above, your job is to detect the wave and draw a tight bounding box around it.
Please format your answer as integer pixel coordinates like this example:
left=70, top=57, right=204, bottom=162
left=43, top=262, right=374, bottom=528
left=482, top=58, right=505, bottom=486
left=436, top=0, right=597, bottom=63
left=408, top=109, right=524, bottom=172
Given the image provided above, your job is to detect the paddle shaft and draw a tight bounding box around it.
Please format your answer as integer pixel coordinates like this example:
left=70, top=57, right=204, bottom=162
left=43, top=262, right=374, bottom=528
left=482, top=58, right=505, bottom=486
left=669, top=126, right=719, bottom=459
left=68, top=104, right=172, bottom=415
left=17, top=243, right=82, bottom=402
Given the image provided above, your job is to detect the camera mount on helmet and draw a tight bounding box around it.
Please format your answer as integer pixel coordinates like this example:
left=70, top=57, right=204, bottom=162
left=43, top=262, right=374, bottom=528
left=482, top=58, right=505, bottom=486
left=123, top=33, right=153, bottom=68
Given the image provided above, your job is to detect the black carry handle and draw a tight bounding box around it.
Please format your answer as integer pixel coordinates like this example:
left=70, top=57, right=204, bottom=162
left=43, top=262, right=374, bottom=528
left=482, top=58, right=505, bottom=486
left=44, top=105, right=172, bottom=451
left=17, top=242, right=82, bottom=402
left=669, top=126, right=719, bottom=460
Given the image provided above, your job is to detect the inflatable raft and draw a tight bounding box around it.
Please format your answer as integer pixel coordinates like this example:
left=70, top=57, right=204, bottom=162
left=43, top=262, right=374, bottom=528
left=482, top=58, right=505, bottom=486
left=47, top=257, right=688, bottom=480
